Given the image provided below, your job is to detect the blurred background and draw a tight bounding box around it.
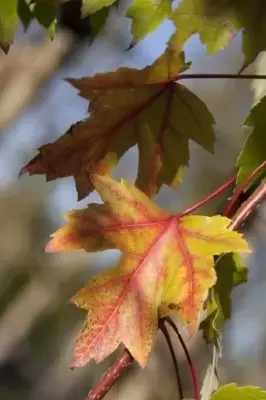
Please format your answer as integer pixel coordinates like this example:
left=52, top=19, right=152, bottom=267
left=0, top=1, right=266, bottom=399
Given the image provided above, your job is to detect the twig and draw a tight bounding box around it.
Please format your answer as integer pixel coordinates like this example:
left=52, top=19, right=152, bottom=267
left=229, top=180, right=266, bottom=231
left=224, top=160, right=266, bottom=217
left=164, top=317, right=200, bottom=400
left=159, top=319, right=184, bottom=399
left=178, top=73, right=266, bottom=81
left=85, top=350, right=133, bottom=400
left=177, top=176, right=235, bottom=217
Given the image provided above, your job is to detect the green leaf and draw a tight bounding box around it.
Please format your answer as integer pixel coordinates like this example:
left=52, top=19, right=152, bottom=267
left=172, top=0, right=239, bottom=55
left=18, top=0, right=33, bottom=31
left=200, top=253, right=248, bottom=343
left=239, top=1, right=266, bottom=71
left=0, top=0, right=18, bottom=53
left=89, top=6, right=109, bottom=37
left=210, top=383, right=266, bottom=399
left=29, top=1, right=57, bottom=37
left=81, top=0, right=116, bottom=17
left=126, top=0, right=173, bottom=45
left=172, top=0, right=266, bottom=69
left=237, top=95, right=266, bottom=187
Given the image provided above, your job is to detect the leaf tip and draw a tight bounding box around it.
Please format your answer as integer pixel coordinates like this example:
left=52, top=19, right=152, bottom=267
left=126, top=41, right=135, bottom=51
left=44, top=240, right=57, bottom=253
left=19, top=154, right=44, bottom=178
left=0, top=43, right=10, bottom=54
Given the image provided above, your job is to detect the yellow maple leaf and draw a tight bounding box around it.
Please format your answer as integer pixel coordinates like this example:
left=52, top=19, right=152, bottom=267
left=47, top=175, right=250, bottom=368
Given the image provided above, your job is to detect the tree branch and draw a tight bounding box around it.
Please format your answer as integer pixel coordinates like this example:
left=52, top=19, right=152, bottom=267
left=229, top=179, right=266, bottom=231
left=178, top=176, right=235, bottom=218
left=224, top=160, right=266, bottom=217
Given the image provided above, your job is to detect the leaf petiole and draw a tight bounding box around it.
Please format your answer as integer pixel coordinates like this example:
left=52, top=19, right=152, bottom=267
left=159, top=319, right=184, bottom=399
left=163, top=317, right=200, bottom=400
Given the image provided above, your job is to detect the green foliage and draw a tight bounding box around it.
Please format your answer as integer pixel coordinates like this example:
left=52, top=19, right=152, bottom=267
left=29, top=1, right=57, bottom=37
left=89, top=7, right=109, bottom=37
left=172, top=0, right=266, bottom=70
left=200, top=253, right=248, bottom=343
left=172, top=0, right=237, bottom=54
left=18, top=0, right=33, bottom=30
left=237, top=95, right=266, bottom=187
left=81, top=0, right=116, bottom=17
left=0, top=0, right=18, bottom=52
left=126, top=0, right=173, bottom=44
left=210, top=383, right=266, bottom=399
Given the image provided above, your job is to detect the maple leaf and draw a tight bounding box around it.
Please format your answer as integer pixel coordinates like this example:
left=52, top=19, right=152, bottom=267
left=47, top=175, right=250, bottom=367
left=20, top=32, right=215, bottom=200
left=210, top=383, right=266, bottom=400
left=237, top=95, right=266, bottom=188
left=45, top=203, right=114, bottom=253
left=200, top=253, right=248, bottom=343
left=126, top=0, right=173, bottom=45
left=70, top=254, right=165, bottom=368
left=172, top=0, right=266, bottom=69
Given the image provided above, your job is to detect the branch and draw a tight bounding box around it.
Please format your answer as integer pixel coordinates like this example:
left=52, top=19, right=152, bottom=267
left=224, top=160, right=266, bottom=217
left=229, top=179, right=266, bottom=231
left=178, top=73, right=266, bottom=81
left=85, top=350, right=133, bottom=400
left=178, top=176, right=235, bottom=218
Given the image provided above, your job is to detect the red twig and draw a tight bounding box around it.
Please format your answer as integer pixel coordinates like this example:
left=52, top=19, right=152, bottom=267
left=164, top=317, right=200, bottom=400
left=159, top=319, right=184, bottom=399
left=224, top=160, right=266, bottom=217
left=177, top=176, right=235, bottom=217
left=85, top=350, right=133, bottom=400
left=229, top=180, right=266, bottom=231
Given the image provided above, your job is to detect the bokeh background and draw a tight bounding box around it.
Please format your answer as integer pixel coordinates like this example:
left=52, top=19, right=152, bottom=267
left=0, top=1, right=266, bottom=399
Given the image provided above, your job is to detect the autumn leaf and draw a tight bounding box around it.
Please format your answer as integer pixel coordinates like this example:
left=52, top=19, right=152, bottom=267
left=45, top=203, right=115, bottom=253
left=20, top=32, right=215, bottom=200
left=210, top=383, right=266, bottom=399
left=47, top=175, right=250, bottom=367
left=172, top=0, right=266, bottom=69
left=70, top=254, right=165, bottom=368
left=237, top=95, right=266, bottom=188
left=200, top=253, right=248, bottom=343
left=126, top=0, right=173, bottom=45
